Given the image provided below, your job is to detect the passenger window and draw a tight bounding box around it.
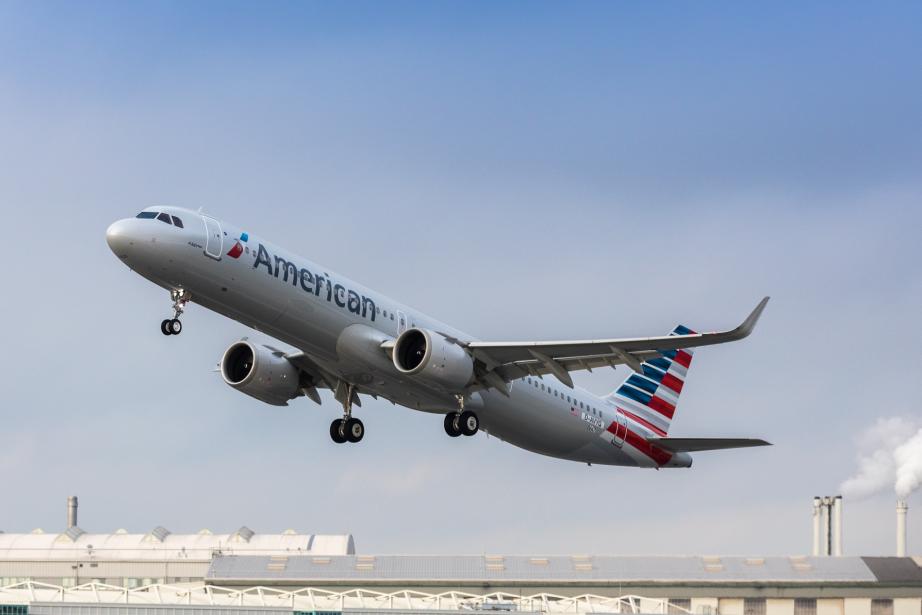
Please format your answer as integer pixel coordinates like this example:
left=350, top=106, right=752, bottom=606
left=156, top=212, right=172, bottom=225
left=390, top=314, right=394, bottom=321
left=136, top=212, right=157, bottom=219
left=171, top=216, right=184, bottom=228
left=383, top=310, right=388, bottom=317
left=540, top=384, right=545, bottom=391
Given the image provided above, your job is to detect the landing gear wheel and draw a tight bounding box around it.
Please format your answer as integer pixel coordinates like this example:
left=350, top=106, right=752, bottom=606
left=162, top=289, right=190, bottom=337
left=460, top=410, right=479, bottom=436
left=345, top=418, right=364, bottom=443
left=330, top=419, right=347, bottom=444
left=444, top=412, right=462, bottom=437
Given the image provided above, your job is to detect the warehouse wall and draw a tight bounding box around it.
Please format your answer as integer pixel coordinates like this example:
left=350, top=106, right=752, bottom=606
left=710, top=599, right=922, bottom=615
left=0, top=561, right=210, bottom=588
left=28, top=604, right=291, bottom=615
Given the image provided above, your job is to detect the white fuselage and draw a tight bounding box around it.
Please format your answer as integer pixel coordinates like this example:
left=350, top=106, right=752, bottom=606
left=106, top=207, right=692, bottom=468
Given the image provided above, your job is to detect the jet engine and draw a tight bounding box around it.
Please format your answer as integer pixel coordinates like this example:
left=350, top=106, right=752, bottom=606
left=220, top=341, right=301, bottom=406
left=392, top=328, right=474, bottom=391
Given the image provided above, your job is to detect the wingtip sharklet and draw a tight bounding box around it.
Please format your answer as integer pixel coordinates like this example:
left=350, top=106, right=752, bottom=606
left=730, top=296, right=770, bottom=340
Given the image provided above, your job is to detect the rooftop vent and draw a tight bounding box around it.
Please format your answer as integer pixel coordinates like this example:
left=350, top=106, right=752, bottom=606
left=59, top=526, right=85, bottom=542
left=232, top=526, right=255, bottom=542
left=144, top=526, right=171, bottom=543
left=67, top=496, right=78, bottom=529
left=702, top=556, right=723, bottom=572
left=704, top=563, right=724, bottom=572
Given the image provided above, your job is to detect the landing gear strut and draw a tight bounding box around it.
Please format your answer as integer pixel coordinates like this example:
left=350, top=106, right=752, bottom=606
left=330, top=383, right=364, bottom=444
left=444, top=395, right=479, bottom=437
left=161, top=289, right=190, bottom=336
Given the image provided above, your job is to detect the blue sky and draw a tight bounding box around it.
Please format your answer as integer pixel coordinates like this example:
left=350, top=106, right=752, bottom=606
left=0, top=1, right=921, bottom=556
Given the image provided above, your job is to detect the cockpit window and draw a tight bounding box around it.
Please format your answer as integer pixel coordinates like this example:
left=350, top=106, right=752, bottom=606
left=156, top=212, right=172, bottom=225
left=171, top=216, right=184, bottom=228
left=136, top=212, right=157, bottom=219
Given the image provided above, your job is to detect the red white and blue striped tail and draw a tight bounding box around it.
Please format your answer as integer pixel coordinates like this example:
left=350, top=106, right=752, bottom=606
left=605, top=325, right=696, bottom=437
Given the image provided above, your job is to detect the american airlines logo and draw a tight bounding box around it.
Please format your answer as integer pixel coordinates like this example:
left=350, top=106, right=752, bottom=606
left=252, top=243, right=377, bottom=321
left=226, top=232, right=249, bottom=259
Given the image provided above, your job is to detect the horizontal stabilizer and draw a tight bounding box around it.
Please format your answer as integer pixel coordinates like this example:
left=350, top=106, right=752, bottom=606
left=647, top=437, right=771, bottom=453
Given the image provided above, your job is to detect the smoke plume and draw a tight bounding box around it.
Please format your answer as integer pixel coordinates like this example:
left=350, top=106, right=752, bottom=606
left=840, top=417, right=922, bottom=499
left=895, top=428, right=922, bottom=498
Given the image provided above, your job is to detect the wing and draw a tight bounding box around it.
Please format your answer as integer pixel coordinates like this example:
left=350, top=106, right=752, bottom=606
left=274, top=348, right=366, bottom=408
left=647, top=437, right=772, bottom=453
left=272, top=348, right=340, bottom=405
left=464, top=297, right=769, bottom=391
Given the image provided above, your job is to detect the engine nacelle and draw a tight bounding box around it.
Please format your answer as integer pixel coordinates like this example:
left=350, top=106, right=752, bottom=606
left=392, top=328, right=474, bottom=391
left=220, top=341, right=301, bottom=406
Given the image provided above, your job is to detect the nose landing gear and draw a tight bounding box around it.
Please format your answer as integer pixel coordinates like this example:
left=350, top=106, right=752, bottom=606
left=161, top=289, right=190, bottom=336
left=330, top=383, right=364, bottom=444
left=444, top=395, right=479, bottom=437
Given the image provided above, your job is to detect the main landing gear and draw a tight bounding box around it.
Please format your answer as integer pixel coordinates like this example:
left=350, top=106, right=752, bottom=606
left=444, top=395, right=479, bottom=438
left=330, top=383, right=364, bottom=444
left=161, top=289, right=190, bottom=336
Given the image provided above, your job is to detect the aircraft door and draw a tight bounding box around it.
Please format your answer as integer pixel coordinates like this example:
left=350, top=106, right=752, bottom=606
left=397, top=311, right=408, bottom=334
left=611, top=409, right=627, bottom=448
left=202, top=216, right=223, bottom=260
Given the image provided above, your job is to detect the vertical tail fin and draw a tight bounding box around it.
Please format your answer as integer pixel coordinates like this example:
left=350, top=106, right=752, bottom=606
left=605, top=325, right=696, bottom=436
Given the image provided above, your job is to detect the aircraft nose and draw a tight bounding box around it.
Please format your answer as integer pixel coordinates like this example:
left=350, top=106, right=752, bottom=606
left=105, top=219, right=134, bottom=257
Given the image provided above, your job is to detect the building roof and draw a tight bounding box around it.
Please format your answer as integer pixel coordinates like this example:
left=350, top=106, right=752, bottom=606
left=0, top=580, right=678, bottom=613
left=862, top=557, right=922, bottom=583
left=207, top=555, right=922, bottom=585
left=0, top=529, right=354, bottom=560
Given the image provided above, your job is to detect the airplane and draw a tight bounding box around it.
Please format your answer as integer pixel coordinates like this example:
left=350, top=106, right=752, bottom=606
left=106, top=206, right=771, bottom=468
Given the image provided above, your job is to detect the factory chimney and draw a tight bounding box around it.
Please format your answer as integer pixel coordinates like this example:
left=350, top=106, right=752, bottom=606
left=897, top=500, right=908, bottom=557
left=66, top=495, right=78, bottom=529
left=833, top=496, right=843, bottom=556
left=812, top=498, right=822, bottom=556
left=811, top=496, right=843, bottom=556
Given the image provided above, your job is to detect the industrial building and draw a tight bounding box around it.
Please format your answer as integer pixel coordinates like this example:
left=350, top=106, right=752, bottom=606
left=1, top=498, right=919, bottom=615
